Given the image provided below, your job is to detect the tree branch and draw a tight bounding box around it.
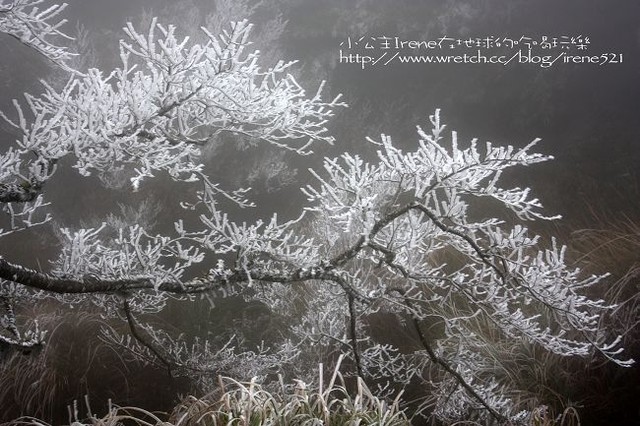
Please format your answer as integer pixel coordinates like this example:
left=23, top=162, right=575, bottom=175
left=331, top=199, right=506, bottom=280
left=122, top=297, right=174, bottom=376
left=347, top=293, right=364, bottom=378
left=0, top=295, right=44, bottom=351
left=0, top=256, right=367, bottom=300
left=0, top=256, right=208, bottom=294
left=385, top=277, right=507, bottom=422
left=411, top=316, right=506, bottom=423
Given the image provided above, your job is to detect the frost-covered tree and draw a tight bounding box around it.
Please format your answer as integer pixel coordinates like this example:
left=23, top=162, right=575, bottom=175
left=0, top=7, right=342, bottom=357
left=0, top=2, right=633, bottom=424
left=0, top=0, right=77, bottom=71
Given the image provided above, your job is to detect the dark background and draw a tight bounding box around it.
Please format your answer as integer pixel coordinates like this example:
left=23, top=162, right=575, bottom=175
left=0, top=0, right=638, bottom=423
left=2, top=0, right=639, bottom=247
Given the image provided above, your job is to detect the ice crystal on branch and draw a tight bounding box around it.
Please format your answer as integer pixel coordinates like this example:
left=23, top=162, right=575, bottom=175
left=298, top=109, right=632, bottom=421
left=0, top=16, right=344, bottom=234
left=0, top=4, right=632, bottom=421
left=0, top=0, right=76, bottom=71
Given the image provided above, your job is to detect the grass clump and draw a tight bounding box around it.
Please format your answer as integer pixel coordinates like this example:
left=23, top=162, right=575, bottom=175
left=4, top=356, right=410, bottom=426
left=168, top=355, right=409, bottom=426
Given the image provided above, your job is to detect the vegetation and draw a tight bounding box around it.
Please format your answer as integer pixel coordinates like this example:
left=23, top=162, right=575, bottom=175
left=0, top=1, right=637, bottom=424
left=4, top=357, right=412, bottom=426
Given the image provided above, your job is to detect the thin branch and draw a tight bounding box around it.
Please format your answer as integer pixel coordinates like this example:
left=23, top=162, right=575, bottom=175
left=122, top=297, right=174, bottom=376
left=347, top=293, right=363, bottom=378
left=406, top=303, right=507, bottom=423
left=414, top=318, right=506, bottom=422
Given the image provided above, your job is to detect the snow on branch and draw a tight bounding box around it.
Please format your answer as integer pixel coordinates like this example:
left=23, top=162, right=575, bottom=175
left=0, top=34, right=631, bottom=420
left=0, top=16, right=345, bottom=236
left=299, top=110, right=633, bottom=421
left=0, top=0, right=77, bottom=72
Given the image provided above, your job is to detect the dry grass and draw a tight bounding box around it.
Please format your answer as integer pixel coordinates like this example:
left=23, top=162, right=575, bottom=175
left=572, top=216, right=640, bottom=348
left=3, top=355, right=410, bottom=426
left=564, top=215, right=640, bottom=423
left=0, top=302, right=187, bottom=424
left=0, top=308, right=112, bottom=421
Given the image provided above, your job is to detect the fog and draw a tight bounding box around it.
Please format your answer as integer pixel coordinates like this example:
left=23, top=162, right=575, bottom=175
left=2, top=0, right=638, bottom=251
left=0, top=0, right=638, bottom=423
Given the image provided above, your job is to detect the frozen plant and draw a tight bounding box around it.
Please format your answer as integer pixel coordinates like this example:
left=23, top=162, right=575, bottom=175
left=0, top=2, right=632, bottom=424
left=0, top=15, right=343, bottom=232
left=0, top=0, right=77, bottom=71
left=2, top=107, right=632, bottom=422
left=0, top=3, right=343, bottom=377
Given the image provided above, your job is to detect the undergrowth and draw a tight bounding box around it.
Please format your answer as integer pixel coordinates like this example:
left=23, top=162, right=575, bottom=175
left=4, top=355, right=411, bottom=426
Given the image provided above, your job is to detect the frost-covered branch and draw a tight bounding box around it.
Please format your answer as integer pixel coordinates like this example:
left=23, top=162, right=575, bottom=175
left=121, top=297, right=174, bottom=375
left=0, top=0, right=77, bottom=72
left=0, top=88, right=631, bottom=422
left=0, top=17, right=345, bottom=237
left=0, top=294, right=46, bottom=350
left=297, top=110, right=632, bottom=421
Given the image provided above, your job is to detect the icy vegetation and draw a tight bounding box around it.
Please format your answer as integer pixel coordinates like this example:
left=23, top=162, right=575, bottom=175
left=0, top=1, right=633, bottom=424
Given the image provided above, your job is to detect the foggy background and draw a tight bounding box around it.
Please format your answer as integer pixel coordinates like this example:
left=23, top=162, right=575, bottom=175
left=0, top=0, right=638, bottom=422
left=1, top=0, right=639, bottom=260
